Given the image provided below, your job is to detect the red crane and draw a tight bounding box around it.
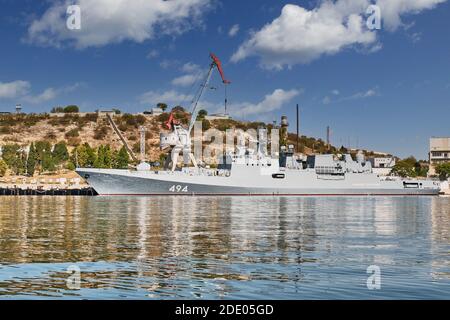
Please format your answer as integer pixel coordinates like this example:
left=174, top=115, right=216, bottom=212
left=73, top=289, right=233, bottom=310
left=165, top=53, right=231, bottom=132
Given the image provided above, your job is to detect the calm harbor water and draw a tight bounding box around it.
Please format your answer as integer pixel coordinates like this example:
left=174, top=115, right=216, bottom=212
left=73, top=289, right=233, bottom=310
left=0, top=196, right=449, bottom=299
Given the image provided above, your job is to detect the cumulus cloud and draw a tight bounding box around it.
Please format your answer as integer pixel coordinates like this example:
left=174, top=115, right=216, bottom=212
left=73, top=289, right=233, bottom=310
left=24, top=88, right=58, bottom=104
left=172, top=62, right=204, bottom=87
left=26, top=0, right=212, bottom=48
left=139, top=90, right=193, bottom=106
left=0, top=80, right=31, bottom=99
left=377, top=0, right=446, bottom=31
left=172, top=74, right=200, bottom=87
left=228, top=24, right=240, bottom=37
left=227, top=89, right=301, bottom=117
left=348, top=87, right=378, bottom=99
left=0, top=81, right=83, bottom=104
left=181, top=62, right=201, bottom=74
left=232, top=0, right=446, bottom=69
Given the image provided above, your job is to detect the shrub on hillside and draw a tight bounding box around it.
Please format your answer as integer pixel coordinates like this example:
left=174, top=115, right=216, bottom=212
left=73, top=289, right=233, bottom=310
left=94, top=126, right=109, bottom=140
left=65, top=128, right=79, bottom=139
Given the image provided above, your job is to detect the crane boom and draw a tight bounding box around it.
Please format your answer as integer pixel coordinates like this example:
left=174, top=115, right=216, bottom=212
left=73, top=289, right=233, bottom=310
left=187, top=53, right=230, bottom=134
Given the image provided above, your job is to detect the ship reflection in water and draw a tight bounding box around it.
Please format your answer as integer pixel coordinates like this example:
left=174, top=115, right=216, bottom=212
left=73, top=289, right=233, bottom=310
left=0, top=196, right=449, bottom=299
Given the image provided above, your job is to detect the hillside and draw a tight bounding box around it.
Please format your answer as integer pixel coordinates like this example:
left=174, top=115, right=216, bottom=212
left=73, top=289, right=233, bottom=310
left=0, top=110, right=386, bottom=178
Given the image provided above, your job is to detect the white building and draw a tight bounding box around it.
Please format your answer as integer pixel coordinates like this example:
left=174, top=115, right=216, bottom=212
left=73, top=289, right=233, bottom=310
left=429, top=137, right=450, bottom=176
left=144, top=107, right=164, bottom=116
left=368, top=157, right=396, bottom=176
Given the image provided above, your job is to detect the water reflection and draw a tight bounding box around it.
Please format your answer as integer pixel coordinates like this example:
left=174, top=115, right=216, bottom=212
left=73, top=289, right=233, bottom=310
left=0, top=196, right=449, bottom=299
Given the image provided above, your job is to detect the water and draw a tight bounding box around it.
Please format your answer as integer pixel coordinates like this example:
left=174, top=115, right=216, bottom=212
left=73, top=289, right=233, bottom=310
left=0, top=196, right=449, bottom=300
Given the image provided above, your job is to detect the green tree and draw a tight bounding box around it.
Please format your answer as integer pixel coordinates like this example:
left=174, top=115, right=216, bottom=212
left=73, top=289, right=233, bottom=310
left=94, top=145, right=112, bottom=168
left=114, top=146, right=130, bottom=169
left=391, top=157, right=418, bottom=178
left=35, top=141, right=53, bottom=173
left=72, top=143, right=96, bottom=168
left=1, top=144, right=21, bottom=168
left=52, top=141, right=69, bottom=165
left=0, top=159, right=8, bottom=177
left=27, top=142, right=38, bottom=176
left=42, top=153, right=56, bottom=172
left=436, top=162, right=450, bottom=181
left=157, top=103, right=168, bottom=112
left=1, top=144, right=26, bottom=175
left=64, top=105, right=79, bottom=113
left=197, top=109, right=208, bottom=120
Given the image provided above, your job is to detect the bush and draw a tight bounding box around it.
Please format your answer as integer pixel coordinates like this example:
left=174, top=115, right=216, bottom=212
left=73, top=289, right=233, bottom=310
left=172, top=106, right=185, bottom=113
left=0, top=159, right=7, bottom=177
left=94, top=126, right=109, bottom=140
left=436, top=163, right=450, bottom=181
left=0, top=126, right=12, bottom=135
left=65, top=128, right=79, bottom=138
left=66, top=161, right=76, bottom=171
left=135, top=114, right=146, bottom=125
left=67, top=137, right=81, bottom=147
left=45, top=130, right=57, bottom=140
left=118, top=123, right=128, bottom=132
left=202, top=119, right=211, bottom=131
left=84, top=113, right=98, bottom=122
left=157, top=113, right=170, bottom=123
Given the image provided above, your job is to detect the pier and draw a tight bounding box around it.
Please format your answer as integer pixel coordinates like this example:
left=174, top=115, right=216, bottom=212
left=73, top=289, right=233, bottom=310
left=0, top=176, right=96, bottom=196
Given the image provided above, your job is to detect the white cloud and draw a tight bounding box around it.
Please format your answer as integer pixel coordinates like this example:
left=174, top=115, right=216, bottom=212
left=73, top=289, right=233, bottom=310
left=26, top=0, right=212, bottom=48
left=24, top=88, right=58, bottom=104
left=172, top=74, right=199, bottom=87
left=159, top=59, right=179, bottom=69
left=324, top=87, right=378, bottom=104
left=346, top=87, right=379, bottom=100
left=181, top=62, right=201, bottom=74
left=323, top=96, right=332, bottom=105
left=232, top=0, right=447, bottom=69
left=139, top=90, right=193, bottom=106
left=0, top=80, right=31, bottom=99
left=377, top=0, right=446, bottom=31
left=0, top=81, right=83, bottom=104
left=228, top=24, right=240, bottom=37
left=228, top=89, right=301, bottom=117
left=172, top=62, right=203, bottom=87
left=146, top=49, right=159, bottom=59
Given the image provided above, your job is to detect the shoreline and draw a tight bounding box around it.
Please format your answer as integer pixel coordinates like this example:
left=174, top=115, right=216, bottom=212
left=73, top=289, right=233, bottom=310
left=0, top=187, right=96, bottom=196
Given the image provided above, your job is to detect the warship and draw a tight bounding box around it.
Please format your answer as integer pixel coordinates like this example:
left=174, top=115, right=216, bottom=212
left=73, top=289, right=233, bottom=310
left=76, top=54, right=441, bottom=196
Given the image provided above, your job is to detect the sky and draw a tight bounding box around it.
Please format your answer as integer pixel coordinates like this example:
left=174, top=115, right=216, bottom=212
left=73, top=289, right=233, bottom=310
left=0, top=0, right=449, bottom=160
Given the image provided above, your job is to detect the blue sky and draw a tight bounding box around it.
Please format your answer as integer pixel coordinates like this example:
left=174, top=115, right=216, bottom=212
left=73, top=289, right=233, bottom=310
left=0, top=0, right=449, bottom=159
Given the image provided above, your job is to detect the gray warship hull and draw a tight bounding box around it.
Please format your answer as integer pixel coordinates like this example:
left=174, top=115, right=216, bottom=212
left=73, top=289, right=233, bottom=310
left=76, top=168, right=441, bottom=196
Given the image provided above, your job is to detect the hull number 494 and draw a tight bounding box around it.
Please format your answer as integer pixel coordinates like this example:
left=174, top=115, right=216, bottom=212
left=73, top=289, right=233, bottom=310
left=169, top=185, right=188, bottom=193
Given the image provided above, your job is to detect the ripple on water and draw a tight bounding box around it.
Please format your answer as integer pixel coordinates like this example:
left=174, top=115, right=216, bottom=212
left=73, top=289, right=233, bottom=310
left=0, top=196, right=449, bottom=299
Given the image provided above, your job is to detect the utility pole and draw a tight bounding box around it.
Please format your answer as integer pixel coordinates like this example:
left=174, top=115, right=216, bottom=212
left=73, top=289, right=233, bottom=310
left=296, top=104, right=300, bottom=153
left=326, top=126, right=331, bottom=149
left=139, top=126, right=146, bottom=163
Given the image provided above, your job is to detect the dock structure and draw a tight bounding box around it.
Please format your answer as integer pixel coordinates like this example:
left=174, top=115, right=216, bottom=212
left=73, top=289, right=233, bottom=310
left=0, top=177, right=96, bottom=196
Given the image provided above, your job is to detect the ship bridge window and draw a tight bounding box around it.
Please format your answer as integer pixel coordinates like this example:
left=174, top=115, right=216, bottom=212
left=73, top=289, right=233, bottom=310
left=272, top=173, right=285, bottom=179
